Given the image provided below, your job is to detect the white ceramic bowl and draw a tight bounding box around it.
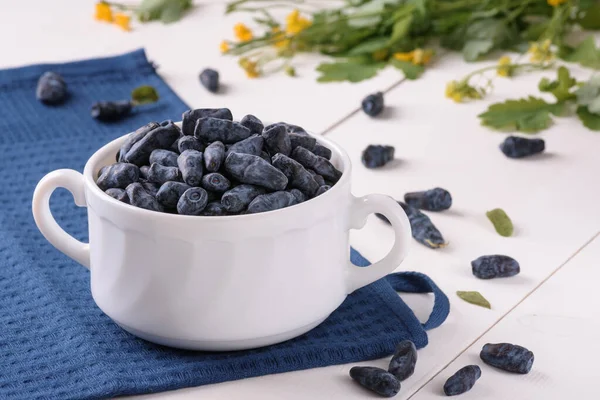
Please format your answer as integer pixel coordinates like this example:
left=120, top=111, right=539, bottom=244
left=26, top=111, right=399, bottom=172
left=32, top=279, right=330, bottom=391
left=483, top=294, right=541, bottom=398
left=32, top=127, right=411, bottom=350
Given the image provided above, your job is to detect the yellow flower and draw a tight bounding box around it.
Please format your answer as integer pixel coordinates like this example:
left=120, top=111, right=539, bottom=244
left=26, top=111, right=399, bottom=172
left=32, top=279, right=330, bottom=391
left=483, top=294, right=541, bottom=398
left=271, top=27, right=290, bottom=49
left=372, top=49, right=388, bottom=61
left=234, top=23, right=253, bottom=42
left=95, top=1, right=113, bottom=22
left=547, top=0, right=567, bottom=6
left=497, top=56, right=513, bottom=77
left=393, top=52, right=414, bottom=62
left=285, top=9, right=311, bottom=35
left=220, top=40, right=230, bottom=53
left=412, top=48, right=433, bottom=65
left=445, top=80, right=483, bottom=103
left=528, top=39, right=553, bottom=63
left=239, top=57, right=260, bottom=79
left=114, top=13, right=131, bottom=31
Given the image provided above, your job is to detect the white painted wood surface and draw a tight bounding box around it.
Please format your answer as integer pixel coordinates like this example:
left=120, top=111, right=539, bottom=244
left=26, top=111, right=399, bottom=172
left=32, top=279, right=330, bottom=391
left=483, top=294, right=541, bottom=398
left=3, top=1, right=599, bottom=399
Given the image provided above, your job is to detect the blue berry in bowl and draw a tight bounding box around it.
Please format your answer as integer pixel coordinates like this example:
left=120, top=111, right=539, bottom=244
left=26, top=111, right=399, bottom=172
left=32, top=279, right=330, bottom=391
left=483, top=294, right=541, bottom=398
left=471, top=255, right=520, bottom=279
left=177, top=150, right=204, bottom=187
left=480, top=343, right=534, bottom=374
left=443, top=365, right=481, bottom=396
left=404, top=188, right=452, bottom=211
left=221, top=184, right=266, bottom=213
left=240, top=114, right=264, bottom=135
left=388, top=340, right=417, bottom=381
left=105, top=188, right=129, bottom=203
left=289, top=133, right=316, bottom=152
left=123, top=122, right=180, bottom=166
left=362, top=145, right=394, bottom=169
left=288, top=189, right=306, bottom=203
left=315, top=185, right=330, bottom=196
left=199, top=68, right=219, bottom=93
left=349, top=366, right=400, bottom=398
left=201, top=173, right=231, bottom=193
left=97, top=163, right=140, bottom=191
left=204, top=141, right=226, bottom=172
left=156, top=181, right=191, bottom=209
left=149, top=149, right=179, bottom=167
left=182, top=108, right=233, bottom=135
left=225, top=152, right=288, bottom=191
left=201, top=201, right=229, bottom=216
left=178, top=136, right=206, bottom=153
left=177, top=187, right=209, bottom=215
left=307, top=169, right=326, bottom=187
left=226, top=134, right=264, bottom=157
left=118, top=122, right=160, bottom=162
left=291, top=146, right=342, bottom=183
left=262, top=124, right=292, bottom=156
left=140, top=181, right=160, bottom=197
left=36, top=72, right=67, bottom=105
left=246, top=191, right=298, bottom=214
left=195, top=117, right=252, bottom=144
left=126, top=182, right=163, bottom=212
left=91, top=100, right=133, bottom=121
left=272, top=153, right=319, bottom=196
left=362, top=92, right=384, bottom=117
left=500, top=136, right=545, bottom=159
left=147, top=163, right=181, bottom=185
left=313, top=144, right=332, bottom=160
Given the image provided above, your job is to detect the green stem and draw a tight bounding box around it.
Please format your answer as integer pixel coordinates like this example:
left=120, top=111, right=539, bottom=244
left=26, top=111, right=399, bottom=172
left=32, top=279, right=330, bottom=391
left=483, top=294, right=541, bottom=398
left=462, top=62, right=549, bottom=82
left=105, top=2, right=137, bottom=11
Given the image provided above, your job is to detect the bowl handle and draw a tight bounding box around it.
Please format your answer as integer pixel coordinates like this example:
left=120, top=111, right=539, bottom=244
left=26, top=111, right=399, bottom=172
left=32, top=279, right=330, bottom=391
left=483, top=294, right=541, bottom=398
left=32, top=169, right=90, bottom=269
left=346, top=194, right=411, bottom=294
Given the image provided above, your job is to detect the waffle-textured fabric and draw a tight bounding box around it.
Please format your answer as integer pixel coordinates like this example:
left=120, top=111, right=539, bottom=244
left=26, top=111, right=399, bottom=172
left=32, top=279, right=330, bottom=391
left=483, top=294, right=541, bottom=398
left=0, top=49, right=450, bottom=400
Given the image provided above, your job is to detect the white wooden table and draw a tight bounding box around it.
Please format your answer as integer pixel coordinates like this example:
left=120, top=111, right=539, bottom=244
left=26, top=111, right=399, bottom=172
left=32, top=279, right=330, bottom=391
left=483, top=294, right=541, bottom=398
left=4, top=1, right=599, bottom=399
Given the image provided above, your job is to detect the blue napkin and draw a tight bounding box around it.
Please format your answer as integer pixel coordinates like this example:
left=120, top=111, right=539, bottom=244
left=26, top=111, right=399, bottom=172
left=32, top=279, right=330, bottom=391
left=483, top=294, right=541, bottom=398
left=0, top=49, right=449, bottom=400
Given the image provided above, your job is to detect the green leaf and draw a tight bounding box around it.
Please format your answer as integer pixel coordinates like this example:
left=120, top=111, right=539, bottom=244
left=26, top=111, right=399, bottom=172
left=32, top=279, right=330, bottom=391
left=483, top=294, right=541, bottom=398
left=575, top=75, right=600, bottom=109
left=463, top=40, right=494, bottom=62
left=578, top=3, right=600, bottom=30
left=456, top=291, right=491, bottom=309
left=577, top=106, right=600, bottom=130
left=131, top=85, right=159, bottom=104
left=388, top=15, right=413, bottom=46
left=346, top=0, right=401, bottom=28
left=161, top=1, right=185, bottom=23
left=478, top=97, right=564, bottom=133
left=537, top=66, right=578, bottom=102
left=137, top=0, right=191, bottom=23
left=316, top=61, right=386, bottom=83
left=486, top=208, right=513, bottom=237
left=562, top=36, right=600, bottom=69
left=348, top=37, right=390, bottom=56
left=389, top=59, right=424, bottom=80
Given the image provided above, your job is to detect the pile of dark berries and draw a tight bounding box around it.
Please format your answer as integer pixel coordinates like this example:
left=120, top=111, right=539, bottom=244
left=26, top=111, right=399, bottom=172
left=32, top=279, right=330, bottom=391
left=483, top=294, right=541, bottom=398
left=96, top=108, right=341, bottom=216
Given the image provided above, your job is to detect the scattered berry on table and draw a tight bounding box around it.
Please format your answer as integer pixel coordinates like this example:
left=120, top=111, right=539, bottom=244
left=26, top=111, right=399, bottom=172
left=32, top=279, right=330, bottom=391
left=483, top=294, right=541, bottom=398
left=312, top=144, right=332, bottom=160
left=362, top=145, right=395, bottom=169
left=178, top=136, right=206, bottom=153
left=156, top=181, right=191, bottom=209
left=204, top=141, right=226, bottom=172
left=126, top=182, right=162, bottom=212
left=36, top=72, right=67, bottom=105
left=315, top=185, right=330, bottom=196
left=500, top=136, right=545, bottom=159
left=225, top=152, right=288, bottom=191
left=247, top=191, right=298, bottom=214
left=240, top=114, right=264, bottom=135
left=195, top=117, right=252, bottom=144
left=377, top=202, right=447, bottom=249
left=97, top=163, right=140, bottom=191
left=471, top=255, right=520, bottom=279
left=181, top=108, right=233, bottom=136
left=226, top=134, right=264, bottom=157
left=177, top=149, right=204, bottom=187
left=91, top=100, right=133, bottom=121
left=177, top=187, right=209, bottom=215
left=149, top=149, right=179, bottom=167
left=272, top=153, right=319, bottom=196
left=480, top=343, right=534, bottom=374
left=291, top=146, right=342, bottom=182
left=404, top=188, right=452, bottom=211
left=388, top=340, right=417, bottom=381
left=221, top=184, right=266, bottom=213
left=105, top=188, right=129, bottom=203
left=349, top=366, right=401, bottom=398
left=147, top=163, right=181, bottom=185
left=263, top=124, right=292, bottom=156
left=361, top=92, right=384, bottom=117
left=443, top=365, right=481, bottom=396
left=199, top=68, right=219, bottom=93
left=201, top=173, right=231, bottom=193
left=486, top=208, right=513, bottom=237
